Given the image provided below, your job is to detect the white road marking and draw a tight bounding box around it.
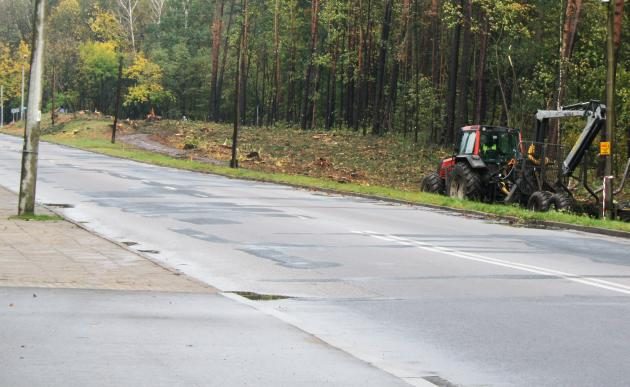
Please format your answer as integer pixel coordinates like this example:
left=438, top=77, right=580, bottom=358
left=194, top=194, right=209, bottom=198
left=164, top=186, right=177, bottom=191
left=354, top=231, right=630, bottom=296
left=141, top=179, right=151, bottom=184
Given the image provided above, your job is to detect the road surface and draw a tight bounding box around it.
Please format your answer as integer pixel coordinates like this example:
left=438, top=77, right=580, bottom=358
left=2, top=134, right=630, bottom=386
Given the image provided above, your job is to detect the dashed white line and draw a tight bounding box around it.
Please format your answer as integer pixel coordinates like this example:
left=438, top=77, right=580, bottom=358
left=353, top=230, right=630, bottom=296
left=164, top=186, right=177, bottom=191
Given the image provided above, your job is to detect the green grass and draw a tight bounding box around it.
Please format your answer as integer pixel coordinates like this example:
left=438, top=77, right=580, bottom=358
left=45, top=133, right=630, bottom=234
left=9, top=214, right=63, bottom=222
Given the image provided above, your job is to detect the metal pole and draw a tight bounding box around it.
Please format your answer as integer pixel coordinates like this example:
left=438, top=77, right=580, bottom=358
left=604, top=0, right=616, bottom=219
left=20, top=61, right=25, bottom=121
left=50, top=65, right=55, bottom=126
left=18, top=0, right=46, bottom=216
left=1, top=85, right=3, bottom=129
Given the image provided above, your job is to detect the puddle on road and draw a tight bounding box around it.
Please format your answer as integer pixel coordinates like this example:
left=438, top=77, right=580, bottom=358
left=44, top=203, right=74, bottom=208
left=138, top=249, right=160, bottom=254
left=230, top=291, right=291, bottom=301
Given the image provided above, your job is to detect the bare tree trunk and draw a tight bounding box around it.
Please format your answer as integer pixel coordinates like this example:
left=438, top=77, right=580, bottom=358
left=272, top=0, right=281, bottom=124
left=455, top=0, right=472, bottom=130
left=372, top=0, right=393, bottom=136
left=474, top=14, right=488, bottom=123
left=286, top=4, right=298, bottom=123
left=231, top=0, right=248, bottom=168
left=209, top=0, right=225, bottom=121
left=301, top=0, right=320, bottom=130
left=444, top=1, right=461, bottom=145
left=217, top=0, right=236, bottom=121
left=117, top=0, right=139, bottom=53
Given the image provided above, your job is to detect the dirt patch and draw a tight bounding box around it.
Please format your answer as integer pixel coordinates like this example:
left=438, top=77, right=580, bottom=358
left=132, top=120, right=447, bottom=190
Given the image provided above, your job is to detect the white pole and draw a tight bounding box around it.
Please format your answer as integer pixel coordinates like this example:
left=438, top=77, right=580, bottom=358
left=18, top=0, right=46, bottom=215
left=1, top=85, right=3, bottom=128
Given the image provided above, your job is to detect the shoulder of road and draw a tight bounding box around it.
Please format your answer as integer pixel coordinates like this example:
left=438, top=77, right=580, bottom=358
left=0, top=186, right=414, bottom=387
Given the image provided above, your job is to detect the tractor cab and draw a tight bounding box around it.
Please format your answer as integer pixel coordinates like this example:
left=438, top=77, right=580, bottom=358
left=459, top=126, right=521, bottom=164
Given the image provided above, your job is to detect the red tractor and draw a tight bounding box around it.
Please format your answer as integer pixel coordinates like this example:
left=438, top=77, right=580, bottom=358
left=422, top=125, right=522, bottom=202
left=422, top=101, right=630, bottom=221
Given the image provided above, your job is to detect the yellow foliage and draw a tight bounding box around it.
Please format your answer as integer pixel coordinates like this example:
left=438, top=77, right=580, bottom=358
left=0, top=41, right=31, bottom=101
left=124, top=53, right=171, bottom=107
left=88, top=6, right=125, bottom=46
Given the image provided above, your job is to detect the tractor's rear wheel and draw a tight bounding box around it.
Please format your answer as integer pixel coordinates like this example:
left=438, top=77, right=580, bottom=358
left=550, top=192, right=573, bottom=212
left=421, top=172, right=445, bottom=194
left=527, top=191, right=553, bottom=212
left=447, top=162, right=482, bottom=200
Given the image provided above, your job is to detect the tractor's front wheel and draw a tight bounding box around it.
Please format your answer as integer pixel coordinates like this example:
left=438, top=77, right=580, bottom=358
left=550, top=192, right=573, bottom=212
left=527, top=191, right=553, bottom=212
left=421, top=172, right=445, bottom=194
left=447, top=162, right=482, bottom=201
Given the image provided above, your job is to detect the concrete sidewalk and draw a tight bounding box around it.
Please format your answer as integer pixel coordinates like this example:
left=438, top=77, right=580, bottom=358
left=0, top=187, right=407, bottom=386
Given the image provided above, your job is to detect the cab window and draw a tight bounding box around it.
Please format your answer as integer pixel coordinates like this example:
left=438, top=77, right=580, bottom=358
left=459, top=132, right=477, bottom=155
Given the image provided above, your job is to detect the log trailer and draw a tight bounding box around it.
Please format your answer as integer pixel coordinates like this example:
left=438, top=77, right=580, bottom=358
left=422, top=101, right=630, bottom=220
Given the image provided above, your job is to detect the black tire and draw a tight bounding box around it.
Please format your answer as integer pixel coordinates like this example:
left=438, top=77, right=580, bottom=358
left=527, top=191, right=553, bottom=212
left=447, top=162, right=483, bottom=200
left=550, top=192, right=572, bottom=212
left=421, top=172, right=445, bottom=194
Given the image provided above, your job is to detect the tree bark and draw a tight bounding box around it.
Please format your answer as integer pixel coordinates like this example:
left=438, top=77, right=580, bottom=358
left=301, top=0, right=320, bottom=130
left=455, top=0, right=472, bottom=130
left=372, top=0, right=393, bottom=136
left=217, top=0, right=236, bottom=121
left=209, top=0, right=225, bottom=121
left=444, top=1, right=461, bottom=145
left=271, top=0, right=281, bottom=125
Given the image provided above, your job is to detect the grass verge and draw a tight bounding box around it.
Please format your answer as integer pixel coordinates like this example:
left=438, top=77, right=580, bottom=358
left=43, top=132, right=630, bottom=234
left=9, top=214, right=63, bottom=222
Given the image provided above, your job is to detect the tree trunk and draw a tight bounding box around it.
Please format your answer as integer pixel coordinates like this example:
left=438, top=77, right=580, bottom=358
left=209, top=0, right=225, bottom=121
left=272, top=0, right=281, bottom=125
left=231, top=0, right=248, bottom=168
left=217, top=0, right=236, bottom=121
left=444, top=1, right=461, bottom=145
left=301, top=0, right=320, bottom=130
left=372, top=0, right=393, bottom=136
left=474, top=14, right=488, bottom=123
left=455, top=0, right=472, bottom=130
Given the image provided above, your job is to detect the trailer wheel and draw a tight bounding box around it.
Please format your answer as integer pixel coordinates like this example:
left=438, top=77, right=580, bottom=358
left=527, top=191, right=553, bottom=212
left=550, top=193, right=572, bottom=212
left=447, top=163, right=482, bottom=200
left=421, top=172, right=445, bottom=194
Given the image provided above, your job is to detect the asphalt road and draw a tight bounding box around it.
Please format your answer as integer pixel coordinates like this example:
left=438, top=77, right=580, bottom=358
left=2, top=134, right=630, bottom=386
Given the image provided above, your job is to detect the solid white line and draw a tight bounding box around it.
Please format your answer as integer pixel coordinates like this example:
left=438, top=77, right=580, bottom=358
left=354, top=231, right=630, bottom=296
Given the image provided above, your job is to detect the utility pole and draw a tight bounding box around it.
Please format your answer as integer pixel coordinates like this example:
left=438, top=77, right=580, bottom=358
left=1, top=85, right=4, bottom=129
left=603, top=0, right=616, bottom=219
left=112, top=55, right=124, bottom=144
left=18, top=0, right=46, bottom=216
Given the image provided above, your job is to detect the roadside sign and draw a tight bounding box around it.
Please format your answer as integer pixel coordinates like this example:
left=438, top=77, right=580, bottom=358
left=600, top=141, right=611, bottom=156
left=11, top=108, right=19, bottom=114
